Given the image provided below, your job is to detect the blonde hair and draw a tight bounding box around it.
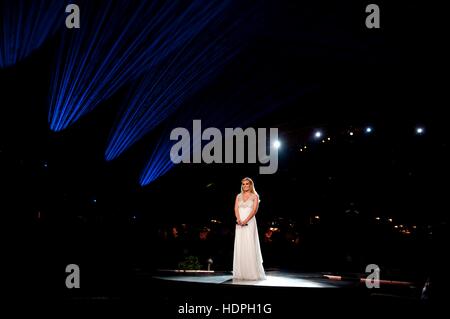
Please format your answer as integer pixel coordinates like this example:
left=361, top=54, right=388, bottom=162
left=240, top=177, right=260, bottom=202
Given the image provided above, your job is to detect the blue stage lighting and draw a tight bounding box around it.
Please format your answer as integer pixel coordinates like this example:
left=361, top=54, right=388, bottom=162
left=48, top=0, right=232, bottom=132
left=0, top=0, right=63, bottom=68
left=105, top=20, right=244, bottom=161
left=139, top=75, right=311, bottom=186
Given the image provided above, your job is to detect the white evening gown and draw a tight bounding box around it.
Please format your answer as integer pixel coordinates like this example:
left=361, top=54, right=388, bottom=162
left=233, top=194, right=266, bottom=280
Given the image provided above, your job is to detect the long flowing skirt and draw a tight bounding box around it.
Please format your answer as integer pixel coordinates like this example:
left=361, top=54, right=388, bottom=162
left=233, top=208, right=266, bottom=280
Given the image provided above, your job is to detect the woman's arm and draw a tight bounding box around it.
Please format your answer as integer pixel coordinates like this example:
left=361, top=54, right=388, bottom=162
left=234, top=195, right=242, bottom=224
left=242, top=194, right=259, bottom=224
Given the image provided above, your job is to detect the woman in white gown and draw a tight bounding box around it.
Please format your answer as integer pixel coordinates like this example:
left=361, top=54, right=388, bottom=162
left=233, top=177, right=266, bottom=281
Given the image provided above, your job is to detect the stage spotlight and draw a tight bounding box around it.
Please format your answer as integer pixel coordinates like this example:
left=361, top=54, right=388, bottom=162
left=416, top=127, right=425, bottom=135
left=273, top=140, right=281, bottom=149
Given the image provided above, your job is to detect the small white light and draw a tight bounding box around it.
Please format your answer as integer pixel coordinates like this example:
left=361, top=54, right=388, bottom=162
left=365, top=127, right=372, bottom=133
left=416, top=127, right=425, bottom=135
left=273, top=140, right=281, bottom=149
left=349, top=132, right=354, bottom=136
left=314, top=131, right=322, bottom=139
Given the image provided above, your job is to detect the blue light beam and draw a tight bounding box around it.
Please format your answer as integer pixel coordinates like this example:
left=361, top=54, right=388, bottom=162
left=105, top=16, right=245, bottom=161
left=48, top=0, right=231, bottom=131
left=0, top=0, right=63, bottom=68
left=139, top=69, right=310, bottom=186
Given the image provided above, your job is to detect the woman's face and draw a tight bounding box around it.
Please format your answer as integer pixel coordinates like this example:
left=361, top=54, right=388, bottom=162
left=242, top=180, right=251, bottom=192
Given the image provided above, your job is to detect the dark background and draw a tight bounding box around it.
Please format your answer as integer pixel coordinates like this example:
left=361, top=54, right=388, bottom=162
left=1, top=0, right=448, bottom=303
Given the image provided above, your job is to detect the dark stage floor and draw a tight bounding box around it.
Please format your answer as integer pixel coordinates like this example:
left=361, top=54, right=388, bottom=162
left=55, top=269, right=432, bottom=317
